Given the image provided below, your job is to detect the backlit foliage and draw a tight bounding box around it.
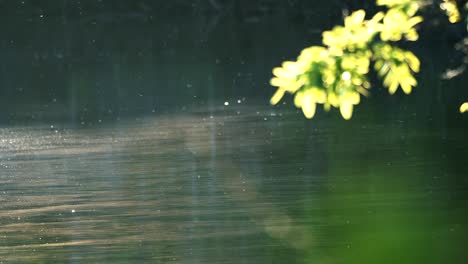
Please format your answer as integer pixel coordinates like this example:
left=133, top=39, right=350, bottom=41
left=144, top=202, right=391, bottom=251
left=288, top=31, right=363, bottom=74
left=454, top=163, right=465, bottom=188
left=440, top=0, right=461, bottom=23
left=462, top=4, right=467, bottom=114
left=270, top=0, right=423, bottom=120
left=441, top=1, right=468, bottom=113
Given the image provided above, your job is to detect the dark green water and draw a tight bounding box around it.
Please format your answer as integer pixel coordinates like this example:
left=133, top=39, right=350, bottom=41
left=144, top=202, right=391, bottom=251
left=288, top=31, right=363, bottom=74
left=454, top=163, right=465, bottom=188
left=1, top=1, right=468, bottom=263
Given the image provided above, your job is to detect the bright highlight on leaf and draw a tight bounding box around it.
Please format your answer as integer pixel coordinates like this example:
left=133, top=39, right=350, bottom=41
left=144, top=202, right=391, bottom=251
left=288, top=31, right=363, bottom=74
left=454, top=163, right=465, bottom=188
left=460, top=102, right=468, bottom=113
left=441, top=0, right=461, bottom=23
left=269, top=0, right=424, bottom=120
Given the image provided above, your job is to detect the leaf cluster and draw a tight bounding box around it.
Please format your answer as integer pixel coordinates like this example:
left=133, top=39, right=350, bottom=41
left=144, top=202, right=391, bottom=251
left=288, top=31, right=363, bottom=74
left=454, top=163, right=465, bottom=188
left=270, top=0, right=423, bottom=120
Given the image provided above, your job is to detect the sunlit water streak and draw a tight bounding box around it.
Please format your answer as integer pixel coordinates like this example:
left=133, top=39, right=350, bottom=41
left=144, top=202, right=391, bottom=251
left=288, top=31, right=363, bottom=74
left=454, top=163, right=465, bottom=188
left=0, top=107, right=312, bottom=263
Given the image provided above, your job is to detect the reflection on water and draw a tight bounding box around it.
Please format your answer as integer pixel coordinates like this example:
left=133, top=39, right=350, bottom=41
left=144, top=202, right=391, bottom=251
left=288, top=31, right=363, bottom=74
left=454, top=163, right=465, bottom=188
left=1, top=105, right=467, bottom=263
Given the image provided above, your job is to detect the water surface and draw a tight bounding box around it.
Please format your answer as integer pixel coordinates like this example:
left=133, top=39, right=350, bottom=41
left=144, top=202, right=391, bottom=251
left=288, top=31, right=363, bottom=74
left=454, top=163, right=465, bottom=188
left=1, top=105, right=467, bottom=263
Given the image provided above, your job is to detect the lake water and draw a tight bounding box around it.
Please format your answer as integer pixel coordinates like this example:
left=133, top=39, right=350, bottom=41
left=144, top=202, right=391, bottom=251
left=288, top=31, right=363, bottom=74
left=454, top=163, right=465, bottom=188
left=1, top=104, right=467, bottom=263
left=1, top=1, right=467, bottom=263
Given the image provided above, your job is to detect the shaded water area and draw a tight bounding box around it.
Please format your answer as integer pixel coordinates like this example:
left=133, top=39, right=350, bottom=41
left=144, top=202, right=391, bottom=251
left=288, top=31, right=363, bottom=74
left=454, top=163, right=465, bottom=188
left=1, top=1, right=468, bottom=263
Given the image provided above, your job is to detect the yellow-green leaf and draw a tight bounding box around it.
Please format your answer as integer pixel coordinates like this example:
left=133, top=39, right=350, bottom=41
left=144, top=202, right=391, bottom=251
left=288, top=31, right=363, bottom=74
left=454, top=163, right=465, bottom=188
left=400, top=80, right=412, bottom=94
left=460, top=102, right=468, bottom=113
left=301, top=91, right=316, bottom=119
left=345, top=10, right=366, bottom=28
left=405, top=51, right=420, bottom=72
left=294, top=91, right=304, bottom=108
left=270, top=89, right=285, bottom=105
left=388, top=76, right=399, bottom=94
left=340, top=103, right=354, bottom=120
